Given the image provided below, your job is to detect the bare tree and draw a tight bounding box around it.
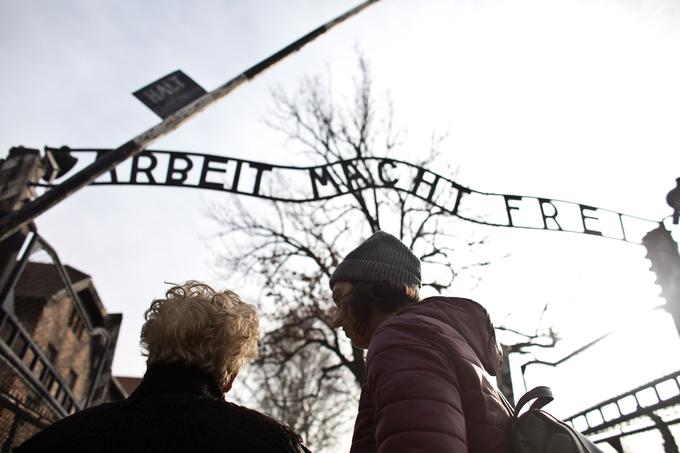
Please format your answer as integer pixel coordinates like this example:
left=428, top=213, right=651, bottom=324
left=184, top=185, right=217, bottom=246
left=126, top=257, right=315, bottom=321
left=498, top=303, right=560, bottom=354
left=246, top=342, right=355, bottom=452
left=495, top=303, right=560, bottom=403
left=209, top=56, right=491, bottom=450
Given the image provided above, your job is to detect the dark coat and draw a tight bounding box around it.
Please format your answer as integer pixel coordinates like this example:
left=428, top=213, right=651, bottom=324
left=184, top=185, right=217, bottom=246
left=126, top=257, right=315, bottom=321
left=16, top=363, right=310, bottom=453
left=350, top=297, right=513, bottom=453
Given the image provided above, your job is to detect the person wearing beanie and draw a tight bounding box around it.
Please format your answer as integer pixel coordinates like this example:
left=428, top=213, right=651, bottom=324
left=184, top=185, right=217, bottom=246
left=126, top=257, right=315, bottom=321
left=330, top=231, right=512, bottom=453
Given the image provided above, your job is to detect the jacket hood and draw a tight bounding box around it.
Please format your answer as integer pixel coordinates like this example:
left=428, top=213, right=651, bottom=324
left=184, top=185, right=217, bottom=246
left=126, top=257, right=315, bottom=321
left=404, top=296, right=503, bottom=375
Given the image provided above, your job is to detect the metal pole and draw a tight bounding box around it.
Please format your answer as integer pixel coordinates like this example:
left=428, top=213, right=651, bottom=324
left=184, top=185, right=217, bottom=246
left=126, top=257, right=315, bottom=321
left=0, top=0, right=382, bottom=243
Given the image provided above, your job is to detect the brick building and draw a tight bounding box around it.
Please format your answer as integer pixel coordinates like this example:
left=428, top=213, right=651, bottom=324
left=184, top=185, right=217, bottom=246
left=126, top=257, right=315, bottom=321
left=0, top=148, right=132, bottom=450
left=0, top=259, right=123, bottom=450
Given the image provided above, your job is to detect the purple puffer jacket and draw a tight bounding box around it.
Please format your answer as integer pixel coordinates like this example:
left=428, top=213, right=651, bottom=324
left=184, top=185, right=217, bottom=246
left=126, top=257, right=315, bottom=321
left=349, top=297, right=512, bottom=453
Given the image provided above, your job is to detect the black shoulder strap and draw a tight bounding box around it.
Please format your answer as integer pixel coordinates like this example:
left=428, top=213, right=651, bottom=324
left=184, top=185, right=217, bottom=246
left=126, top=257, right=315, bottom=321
left=496, top=388, right=516, bottom=417
left=515, top=386, right=554, bottom=419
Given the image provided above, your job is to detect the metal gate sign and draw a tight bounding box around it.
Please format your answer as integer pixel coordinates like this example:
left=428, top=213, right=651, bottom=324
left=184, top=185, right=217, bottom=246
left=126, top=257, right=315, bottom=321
left=133, top=70, right=207, bottom=119
left=40, top=148, right=659, bottom=244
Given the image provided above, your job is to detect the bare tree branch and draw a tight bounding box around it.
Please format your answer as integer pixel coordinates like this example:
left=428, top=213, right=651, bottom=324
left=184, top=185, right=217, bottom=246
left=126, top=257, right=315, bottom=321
left=209, top=55, right=497, bottom=452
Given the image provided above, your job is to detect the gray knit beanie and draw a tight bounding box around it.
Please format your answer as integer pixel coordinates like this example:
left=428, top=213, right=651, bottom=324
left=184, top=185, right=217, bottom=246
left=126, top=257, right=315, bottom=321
left=329, top=231, right=421, bottom=289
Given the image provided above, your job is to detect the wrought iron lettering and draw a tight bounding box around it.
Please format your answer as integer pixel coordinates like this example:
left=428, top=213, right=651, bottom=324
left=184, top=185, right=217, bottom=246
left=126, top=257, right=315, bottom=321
left=41, top=149, right=659, bottom=244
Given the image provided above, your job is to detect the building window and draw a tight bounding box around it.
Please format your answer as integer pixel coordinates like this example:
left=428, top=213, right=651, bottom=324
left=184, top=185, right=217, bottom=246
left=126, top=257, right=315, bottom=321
left=12, top=334, right=27, bottom=358
left=67, top=369, right=78, bottom=389
left=68, top=306, right=78, bottom=329
left=68, top=305, right=86, bottom=338
left=46, top=343, right=58, bottom=365
left=76, top=321, right=85, bottom=338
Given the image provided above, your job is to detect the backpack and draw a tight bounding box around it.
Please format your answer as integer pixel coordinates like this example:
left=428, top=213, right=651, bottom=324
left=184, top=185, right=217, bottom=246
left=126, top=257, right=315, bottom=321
left=499, top=386, right=605, bottom=453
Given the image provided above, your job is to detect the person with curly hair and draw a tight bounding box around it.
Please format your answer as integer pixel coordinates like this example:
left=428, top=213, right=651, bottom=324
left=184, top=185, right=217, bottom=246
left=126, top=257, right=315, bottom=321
left=17, top=281, right=310, bottom=453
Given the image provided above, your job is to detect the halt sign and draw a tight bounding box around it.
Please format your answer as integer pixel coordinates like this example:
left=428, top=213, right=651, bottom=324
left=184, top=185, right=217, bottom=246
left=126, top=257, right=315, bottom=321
left=133, top=70, right=207, bottom=119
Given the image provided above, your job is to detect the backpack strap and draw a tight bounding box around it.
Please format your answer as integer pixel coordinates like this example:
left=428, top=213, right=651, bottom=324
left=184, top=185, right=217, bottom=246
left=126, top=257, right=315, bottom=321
left=496, top=387, right=516, bottom=417
left=515, top=386, right=554, bottom=419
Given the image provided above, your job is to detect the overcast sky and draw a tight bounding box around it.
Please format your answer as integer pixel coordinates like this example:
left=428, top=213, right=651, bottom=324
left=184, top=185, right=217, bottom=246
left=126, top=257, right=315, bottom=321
left=3, top=0, right=680, bottom=446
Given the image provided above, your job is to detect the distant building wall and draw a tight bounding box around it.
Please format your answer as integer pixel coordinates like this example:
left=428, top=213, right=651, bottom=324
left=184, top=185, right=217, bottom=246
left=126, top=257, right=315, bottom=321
left=0, top=261, right=122, bottom=451
left=30, top=294, right=94, bottom=402
left=0, top=363, right=59, bottom=450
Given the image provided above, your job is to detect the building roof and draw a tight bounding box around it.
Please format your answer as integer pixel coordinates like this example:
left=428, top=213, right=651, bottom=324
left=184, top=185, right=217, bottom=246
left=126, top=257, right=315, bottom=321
left=13, top=262, right=99, bottom=334
left=113, top=376, right=143, bottom=398
left=15, top=262, right=90, bottom=300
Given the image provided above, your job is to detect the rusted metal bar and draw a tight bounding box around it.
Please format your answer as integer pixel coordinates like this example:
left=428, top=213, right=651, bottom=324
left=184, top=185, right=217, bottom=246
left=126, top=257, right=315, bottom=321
left=0, top=0, right=382, bottom=243
left=0, top=231, right=111, bottom=412
left=0, top=232, right=38, bottom=310
left=566, top=369, right=680, bottom=435
left=0, top=392, right=52, bottom=430
left=0, top=311, right=79, bottom=418
left=594, top=416, right=680, bottom=449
